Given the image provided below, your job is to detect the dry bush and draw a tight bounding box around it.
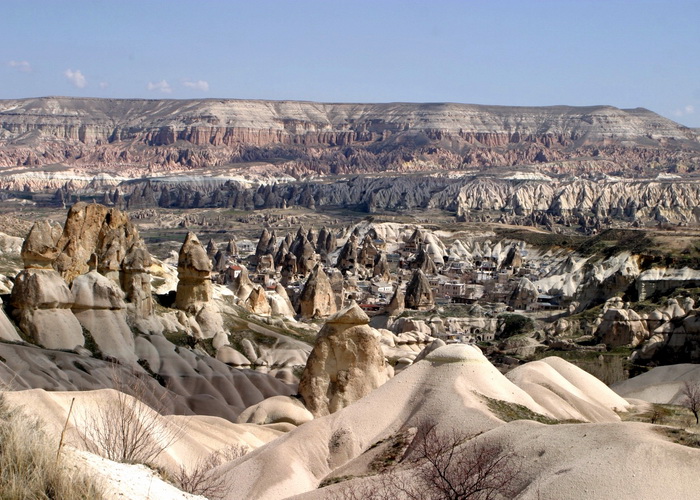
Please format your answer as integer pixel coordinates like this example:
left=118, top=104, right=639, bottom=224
left=681, top=380, right=700, bottom=425
left=173, top=444, right=249, bottom=499
left=78, top=372, right=184, bottom=465
left=0, top=392, right=103, bottom=499
left=338, top=422, right=521, bottom=500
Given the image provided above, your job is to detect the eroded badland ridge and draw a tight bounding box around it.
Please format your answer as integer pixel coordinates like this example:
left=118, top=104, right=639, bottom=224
left=1, top=97, right=698, bottom=175
left=3, top=97, right=700, bottom=231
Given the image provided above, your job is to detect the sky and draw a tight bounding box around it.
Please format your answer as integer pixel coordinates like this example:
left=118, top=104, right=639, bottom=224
left=2, top=0, right=699, bottom=126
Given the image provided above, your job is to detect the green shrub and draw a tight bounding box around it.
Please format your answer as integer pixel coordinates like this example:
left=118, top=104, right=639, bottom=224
left=497, top=314, right=535, bottom=338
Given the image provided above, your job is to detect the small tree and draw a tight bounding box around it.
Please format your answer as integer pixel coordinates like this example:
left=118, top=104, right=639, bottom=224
left=338, top=422, right=520, bottom=500
left=174, top=444, right=248, bottom=499
left=681, top=380, right=700, bottom=425
left=78, top=372, right=183, bottom=465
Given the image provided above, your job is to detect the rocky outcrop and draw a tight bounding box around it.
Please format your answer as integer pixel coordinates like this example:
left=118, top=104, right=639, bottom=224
left=20, top=220, right=62, bottom=268
left=175, top=232, right=213, bottom=312
left=10, top=268, right=84, bottom=350
left=2, top=98, right=696, bottom=178
left=52, top=202, right=143, bottom=284
left=510, top=277, right=539, bottom=310
left=246, top=285, right=272, bottom=316
left=596, top=307, right=649, bottom=348
left=298, top=303, right=391, bottom=416
left=71, top=270, right=137, bottom=364
left=404, top=270, right=434, bottom=311
left=0, top=297, right=21, bottom=342
left=298, top=264, right=338, bottom=319
left=336, top=233, right=358, bottom=275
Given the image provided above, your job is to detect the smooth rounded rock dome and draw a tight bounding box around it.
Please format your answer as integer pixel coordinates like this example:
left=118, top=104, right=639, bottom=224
left=424, top=343, right=486, bottom=363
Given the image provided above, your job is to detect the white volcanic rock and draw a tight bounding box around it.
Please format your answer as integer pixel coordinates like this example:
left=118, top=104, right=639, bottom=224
left=237, top=395, right=313, bottom=426
left=71, top=270, right=136, bottom=364
left=215, top=344, right=553, bottom=500
left=612, top=363, right=700, bottom=404
left=10, top=268, right=84, bottom=350
left=0, top=296, right=21, bottom=342
left=298, top=303, right=391, bottom=417
left=507, top=356, right=629, bottom=422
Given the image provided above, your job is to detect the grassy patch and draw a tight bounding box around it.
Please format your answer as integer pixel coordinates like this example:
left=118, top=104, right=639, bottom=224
left=482, top=395, right=582, bottom=425
left=318, top=474, right=357, bottom=488
left=658, top=427, right=700, bottom=448
left=0, top=393, right=103, bottom=498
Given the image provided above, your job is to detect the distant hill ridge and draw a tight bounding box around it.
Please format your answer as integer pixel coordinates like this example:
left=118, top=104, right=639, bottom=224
left=0, top=97, right=698, bottom=176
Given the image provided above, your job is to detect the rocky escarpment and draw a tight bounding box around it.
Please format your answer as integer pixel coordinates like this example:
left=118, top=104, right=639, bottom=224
left=0, top=97, right=697, bottom=179
left=89, top=172, right=700, bottom=231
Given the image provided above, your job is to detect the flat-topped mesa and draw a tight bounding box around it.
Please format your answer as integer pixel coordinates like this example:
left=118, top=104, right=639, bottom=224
left=2, top=98, right=695, bottom=179
left=175, top=232, right=213, bottom=312
left=1, top=98, right=696, bottom=147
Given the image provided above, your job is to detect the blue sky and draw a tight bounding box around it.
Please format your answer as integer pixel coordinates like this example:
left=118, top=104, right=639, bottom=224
left=2, top=0, right=699, bottom=126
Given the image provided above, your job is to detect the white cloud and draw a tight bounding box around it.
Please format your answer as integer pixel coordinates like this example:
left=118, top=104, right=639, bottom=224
left=99, top=81, right=109, bottom=89
left=147, top=80, right=172, bottom=93
left=183, top=79, right=209, bottom=92
left=674, top=104, right=696, bottom=117
left=8, top=60, right=32, bottom=72
left=64, top=69, right=87, bottom=88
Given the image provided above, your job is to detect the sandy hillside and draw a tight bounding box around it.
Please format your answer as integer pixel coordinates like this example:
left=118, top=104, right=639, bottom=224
left=213, top=344, right=631, bottom=500
left=612, top=363, right=700, bottom=404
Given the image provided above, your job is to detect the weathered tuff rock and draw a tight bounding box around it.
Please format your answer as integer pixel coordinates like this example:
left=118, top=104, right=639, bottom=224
left=596, top=308, right=649, bottom=348
left=298, top=303, right=391, bottom=417
left=404, top=269, right=434, bottom=311
left=246, top=285, right=272, bottom=316
left=175, top=232, right=213, bottom=311
left=0, top=297, right=21, bottom=342
left=10, top=269, right=84, bottom=350
left=71, top=270, right=137, bottom=364
left=298, top=264, right=338, bottom=319
left=51, top=202, right=143, bottom=283
left=510, top=277, right=539, bottom=310
left=236, top=395, right=313, bottom=426
left=20, top=220, right=62, bottom=268
left=336, top=233, right=358, bottom=275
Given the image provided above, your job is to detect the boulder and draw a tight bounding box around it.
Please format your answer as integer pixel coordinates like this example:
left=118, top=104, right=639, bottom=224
left=298, top=303, right=391, bottom=416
